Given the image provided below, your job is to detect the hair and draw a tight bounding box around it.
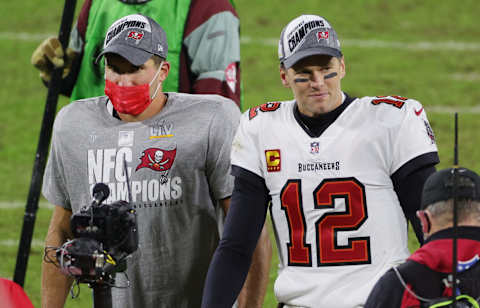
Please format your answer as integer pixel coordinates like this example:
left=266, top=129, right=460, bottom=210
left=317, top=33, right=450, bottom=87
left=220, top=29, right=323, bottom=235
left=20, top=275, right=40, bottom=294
left=151, top=55, right=165, bottom=67
left=427, top=198, right=480, bottom=226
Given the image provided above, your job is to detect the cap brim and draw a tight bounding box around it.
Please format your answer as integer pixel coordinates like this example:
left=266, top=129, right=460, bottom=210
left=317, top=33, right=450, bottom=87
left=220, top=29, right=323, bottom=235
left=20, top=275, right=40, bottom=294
left=282, top=47, right=342, bottom=69
left=96, top=43, right=153, bottom=66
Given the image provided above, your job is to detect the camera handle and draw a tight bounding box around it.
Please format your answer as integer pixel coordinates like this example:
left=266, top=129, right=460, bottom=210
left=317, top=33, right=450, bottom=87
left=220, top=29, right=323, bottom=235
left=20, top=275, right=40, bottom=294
left=91, top=277, right=113, bottom=308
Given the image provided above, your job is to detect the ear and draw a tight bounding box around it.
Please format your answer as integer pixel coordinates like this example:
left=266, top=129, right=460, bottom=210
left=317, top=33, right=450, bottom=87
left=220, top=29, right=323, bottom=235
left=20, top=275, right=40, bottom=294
left=279, top=66, right=290, bottom=88
left=158, top=61, right=170, bottom=83
left=338, top=56, right=346, bottom=79
left=416, top=210, right=431, bottom=234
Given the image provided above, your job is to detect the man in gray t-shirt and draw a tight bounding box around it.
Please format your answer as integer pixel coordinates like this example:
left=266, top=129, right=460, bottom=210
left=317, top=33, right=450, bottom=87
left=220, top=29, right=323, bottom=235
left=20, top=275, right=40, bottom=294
left=41, top=14, right=271, bottom=308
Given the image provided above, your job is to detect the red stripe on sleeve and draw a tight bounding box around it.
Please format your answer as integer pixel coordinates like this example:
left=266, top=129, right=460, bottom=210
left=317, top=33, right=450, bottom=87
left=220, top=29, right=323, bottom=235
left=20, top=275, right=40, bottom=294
left=77, top=0, right=93, bottom=41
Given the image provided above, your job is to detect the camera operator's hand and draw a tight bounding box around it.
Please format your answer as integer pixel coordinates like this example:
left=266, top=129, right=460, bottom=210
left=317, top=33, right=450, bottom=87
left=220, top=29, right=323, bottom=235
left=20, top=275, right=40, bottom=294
left=31, top=37, right=78, bottom=82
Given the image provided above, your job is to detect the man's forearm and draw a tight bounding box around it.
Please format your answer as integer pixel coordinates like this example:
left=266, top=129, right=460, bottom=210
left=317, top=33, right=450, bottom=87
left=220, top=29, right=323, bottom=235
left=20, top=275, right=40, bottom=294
left=42, top=206, right=74, bottom=308
left=42, top=258, right=73, bottom=308
left=237, top=223, right=272, bottom=308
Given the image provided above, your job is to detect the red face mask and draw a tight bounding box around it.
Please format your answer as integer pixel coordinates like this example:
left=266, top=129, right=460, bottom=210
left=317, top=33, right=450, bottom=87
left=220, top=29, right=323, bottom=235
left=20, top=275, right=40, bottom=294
left=105, top=79, right=151, bottom=115
left=104, top=62, right=163, bottom=116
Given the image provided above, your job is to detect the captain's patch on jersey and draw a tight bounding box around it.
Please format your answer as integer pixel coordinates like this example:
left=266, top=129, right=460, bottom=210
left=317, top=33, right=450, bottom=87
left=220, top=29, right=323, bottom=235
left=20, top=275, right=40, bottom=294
left=265, top=149, right=281, bottom=172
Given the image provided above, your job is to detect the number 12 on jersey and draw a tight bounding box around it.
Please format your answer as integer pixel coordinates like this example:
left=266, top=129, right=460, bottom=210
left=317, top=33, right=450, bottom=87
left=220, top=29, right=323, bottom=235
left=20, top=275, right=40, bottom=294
left=279, top=177, right=372, bottom=267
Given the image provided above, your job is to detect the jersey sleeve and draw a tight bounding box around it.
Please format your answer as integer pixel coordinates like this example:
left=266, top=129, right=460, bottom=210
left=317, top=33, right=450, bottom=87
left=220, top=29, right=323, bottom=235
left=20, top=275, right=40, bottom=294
left=205, top=100, right=241, bottom=200
left=230, top=111, right=265, bottom=179
left=42, top=109, right=72, bottom=210
left=391, top=98, right=438, bottom=174
left=181, top=0, right=241, bottom=107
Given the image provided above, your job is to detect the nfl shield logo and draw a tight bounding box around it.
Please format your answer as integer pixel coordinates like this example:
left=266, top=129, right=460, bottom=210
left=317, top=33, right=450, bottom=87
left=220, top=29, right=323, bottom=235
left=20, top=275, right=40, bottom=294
left=310, top=142, right=320, bottom=154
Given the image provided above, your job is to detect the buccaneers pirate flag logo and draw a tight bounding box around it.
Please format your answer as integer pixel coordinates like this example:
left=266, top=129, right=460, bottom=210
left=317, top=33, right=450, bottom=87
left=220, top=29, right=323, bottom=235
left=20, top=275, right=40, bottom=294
left=136, top=148, right=176, bottom=182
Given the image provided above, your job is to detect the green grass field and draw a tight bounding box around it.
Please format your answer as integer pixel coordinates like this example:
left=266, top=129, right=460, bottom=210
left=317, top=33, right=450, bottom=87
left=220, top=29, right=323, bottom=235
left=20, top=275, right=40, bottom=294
left=1, top=0, right=479, bottom=307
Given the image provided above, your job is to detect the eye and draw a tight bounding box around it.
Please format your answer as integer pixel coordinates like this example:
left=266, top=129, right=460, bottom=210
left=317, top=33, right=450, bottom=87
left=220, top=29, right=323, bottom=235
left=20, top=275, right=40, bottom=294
left=107, top=66, right=120, bottom=75
left=296, top=71, right=312, bottom=77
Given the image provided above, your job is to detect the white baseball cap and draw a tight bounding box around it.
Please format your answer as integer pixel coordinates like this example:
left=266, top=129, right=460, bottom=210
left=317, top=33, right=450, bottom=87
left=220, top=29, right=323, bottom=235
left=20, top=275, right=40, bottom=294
left=278, top=15, right=342, bottom=69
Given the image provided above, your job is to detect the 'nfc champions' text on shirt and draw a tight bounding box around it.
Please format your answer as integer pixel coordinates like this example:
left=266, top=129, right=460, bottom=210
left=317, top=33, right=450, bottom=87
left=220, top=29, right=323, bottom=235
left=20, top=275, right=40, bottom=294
left=87, top=147, right=183, bottom=205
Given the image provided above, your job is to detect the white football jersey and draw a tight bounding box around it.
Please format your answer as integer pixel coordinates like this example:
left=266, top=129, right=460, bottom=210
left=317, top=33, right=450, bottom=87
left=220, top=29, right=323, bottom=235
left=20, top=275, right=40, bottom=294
left=231, top=95, right=438, bottom=308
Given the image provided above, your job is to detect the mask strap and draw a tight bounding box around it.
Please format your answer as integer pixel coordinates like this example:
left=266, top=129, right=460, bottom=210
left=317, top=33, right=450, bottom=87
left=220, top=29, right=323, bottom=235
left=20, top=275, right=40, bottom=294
left=104, top=59, right=108, bottom=80
left=150, top=61, right=164, bottom=100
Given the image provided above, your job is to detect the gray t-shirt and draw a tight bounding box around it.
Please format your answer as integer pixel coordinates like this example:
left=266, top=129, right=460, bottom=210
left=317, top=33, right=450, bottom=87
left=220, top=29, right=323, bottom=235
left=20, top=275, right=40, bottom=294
left=42, top=93, right=240, bottom=308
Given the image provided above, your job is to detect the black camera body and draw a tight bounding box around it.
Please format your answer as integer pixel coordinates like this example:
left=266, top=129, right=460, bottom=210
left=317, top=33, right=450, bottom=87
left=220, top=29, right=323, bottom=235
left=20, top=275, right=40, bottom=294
left=71, top=200, right=138, bottom=255
left=56, top=183, right=138, bottom=283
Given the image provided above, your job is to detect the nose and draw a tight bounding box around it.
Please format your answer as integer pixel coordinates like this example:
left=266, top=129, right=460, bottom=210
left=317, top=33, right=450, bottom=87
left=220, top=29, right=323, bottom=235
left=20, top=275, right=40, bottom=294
left=117, top=74, right=135, bottom=87
left=310, top=71, right=325, bottom=88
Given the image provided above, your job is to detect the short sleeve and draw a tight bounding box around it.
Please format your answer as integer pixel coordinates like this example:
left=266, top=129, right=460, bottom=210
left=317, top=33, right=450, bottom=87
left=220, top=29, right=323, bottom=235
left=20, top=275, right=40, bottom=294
left=230, top=111, right=264, bottom=178
left=391, top=99, right=438, bottom=174
left=205, top=101, right=241, bottom=200
left=42, top=112, right=71, bottom=210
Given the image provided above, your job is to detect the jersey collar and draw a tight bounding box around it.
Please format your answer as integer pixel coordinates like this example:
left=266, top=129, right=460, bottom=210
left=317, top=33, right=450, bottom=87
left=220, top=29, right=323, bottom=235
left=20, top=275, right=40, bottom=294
left=293, top=92, right=355, bottom=138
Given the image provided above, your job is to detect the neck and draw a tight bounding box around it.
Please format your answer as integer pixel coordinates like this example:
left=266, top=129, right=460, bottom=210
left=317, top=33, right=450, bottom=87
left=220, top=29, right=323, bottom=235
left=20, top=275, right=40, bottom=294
left=428, top=219, right=480, bottom=237
left=119, top=92, right=167, bottom=122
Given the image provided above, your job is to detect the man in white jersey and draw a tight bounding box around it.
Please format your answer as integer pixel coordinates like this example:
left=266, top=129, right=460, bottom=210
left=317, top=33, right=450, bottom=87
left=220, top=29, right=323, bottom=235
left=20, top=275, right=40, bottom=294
left=41, top=14, right=271, bottom=308
left=201, top=14, right=439, bottom=308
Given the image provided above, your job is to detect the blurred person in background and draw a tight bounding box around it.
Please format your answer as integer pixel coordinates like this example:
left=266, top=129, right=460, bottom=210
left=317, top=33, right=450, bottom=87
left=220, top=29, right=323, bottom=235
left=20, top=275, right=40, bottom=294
left=32, top=0, right=242, bottom=107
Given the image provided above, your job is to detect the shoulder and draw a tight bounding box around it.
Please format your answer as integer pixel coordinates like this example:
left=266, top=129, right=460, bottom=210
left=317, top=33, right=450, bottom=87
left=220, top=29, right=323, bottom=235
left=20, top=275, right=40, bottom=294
left=189, top=0, right=237, bottom=15
left=243, top=100, right=293, bottom=122
left=232, top=100, right=294, bottom=144
left=350, top=95, right=426, bottom=126
left=372, top=267, right=402, bottom=291
left=169, top=92, right=238, bottom=110
left=54, top=96, right=107, bottom=132
left=354, top=95, right=423, bottom=114
left=364, top=267, right=405, bottom=308
left=168, top=92, right=240, bottom=119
